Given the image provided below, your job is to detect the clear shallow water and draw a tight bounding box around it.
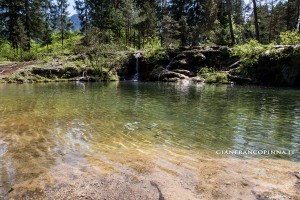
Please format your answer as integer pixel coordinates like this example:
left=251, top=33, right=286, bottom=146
left=0, top=82, right=299, bottom=196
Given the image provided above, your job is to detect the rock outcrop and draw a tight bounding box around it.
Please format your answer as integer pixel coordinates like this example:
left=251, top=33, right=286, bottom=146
left=124, top=46, right=236, bottom=82
left=122, top=45, right=300, bottom=86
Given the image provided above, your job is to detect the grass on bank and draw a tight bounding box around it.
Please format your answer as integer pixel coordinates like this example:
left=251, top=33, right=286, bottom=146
left=0, top=31, right=134, bottom=82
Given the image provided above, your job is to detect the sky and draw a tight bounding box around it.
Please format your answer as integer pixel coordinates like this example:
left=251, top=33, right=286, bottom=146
left=67, top=0, right=76, bottom=16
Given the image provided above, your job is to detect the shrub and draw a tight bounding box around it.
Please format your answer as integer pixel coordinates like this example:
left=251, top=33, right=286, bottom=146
left=204, top=72, right=228, bottom=84
left=142, top=47, right=169, bottom=71
left=280, top=30, right=300, bottom=45
left=197, top=66, right=215, bottom=76
left=231, top=40, right=275, bottom=75
left=0, top=41, right=15, bottom=61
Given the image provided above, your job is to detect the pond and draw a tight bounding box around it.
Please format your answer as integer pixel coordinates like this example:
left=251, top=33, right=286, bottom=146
left=0, top=82, right=299, bottom=198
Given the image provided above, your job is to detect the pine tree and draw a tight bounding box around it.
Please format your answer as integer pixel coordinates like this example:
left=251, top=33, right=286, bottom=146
left=110, top=3, right=125, bottom=41
left=89, top=0, right=113, bottom=29
left=56, top=0, right=72, bottom=46
left=75, top=0, right=91, bottom=32
left=14, top=18, right=28, bottom=56
left=0, top=0, right=23, bottom=49
left=169, top=0, right=190, bottom=46
left=267, top=0, right=277, bottom=43
left=271, top=1, right=288, bottom=41
left=0, top=0, right=50, bottom=51
left=286, top=0, right=300, bottom=30
left=186, top=0, right=219, bottom=45
left=159, top=15, right=180, bottom=47
left=252, top=0, right=260, bottom=42
left=226, top=0, right=235, bottom=44
left=41, top=0, right=56, bottom=49
left=121, top=0, right=140, bottom=46
left=22, top=0, right=47, bottom=51
left=135, top=0, right=157, bottom=48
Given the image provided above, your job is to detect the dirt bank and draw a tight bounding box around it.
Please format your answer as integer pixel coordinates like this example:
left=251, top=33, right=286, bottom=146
left=0, top=61, right=37, bottom=79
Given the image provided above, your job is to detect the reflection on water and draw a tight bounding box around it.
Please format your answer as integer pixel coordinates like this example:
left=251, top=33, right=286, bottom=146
left=0, top=82, right=299, bottom=198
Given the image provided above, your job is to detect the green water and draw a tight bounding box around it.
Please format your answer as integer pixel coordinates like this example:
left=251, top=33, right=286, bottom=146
left=0, top=82, right=299, bottom=196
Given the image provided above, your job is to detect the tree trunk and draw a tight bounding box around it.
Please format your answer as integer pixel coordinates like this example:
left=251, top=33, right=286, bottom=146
left=133, top=31, right=136, bottom=48
left=126, top=17, right=129, bottom=46
left=60, top=3, right=64, bottom=47
left=226, top=0, right=235, bottom=44
left=269, top=0, right=274, bottom=43
left=84, top=0, right=88, bottom=32
left=252, top=0, right=260, bottom=42
left=24, top=0, right=31, bottom=51
left=298, top=0, right=300, bottom=32
left=138, top=30, right=141, bottom=49
left=287, top=0, right=290, bottom=30
left=61, top=19, right=64, bottom=46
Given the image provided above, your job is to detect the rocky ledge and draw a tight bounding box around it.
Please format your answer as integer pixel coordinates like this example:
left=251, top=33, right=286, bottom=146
left=122, top=45, right=300, bottom=86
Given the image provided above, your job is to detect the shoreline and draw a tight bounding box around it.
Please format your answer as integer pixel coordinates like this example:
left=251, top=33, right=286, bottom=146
left=1, top=44, right=300, bottom=86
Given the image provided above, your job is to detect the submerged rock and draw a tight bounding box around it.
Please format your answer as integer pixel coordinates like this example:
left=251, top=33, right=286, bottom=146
left=191, top=77, right=205, bottom=83
left=124, top=122, right=140, bottom=131
left=76, top=77, right=88, bottom=82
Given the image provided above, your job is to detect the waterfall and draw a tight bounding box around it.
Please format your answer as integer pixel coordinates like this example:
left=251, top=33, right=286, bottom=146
left=132, top=52, right=141, bottom=81
left=77, top=70, right=87, bottom=82
left=158, top=57, right=175, bottom=81
left=166, top=57, right=175, bottom=70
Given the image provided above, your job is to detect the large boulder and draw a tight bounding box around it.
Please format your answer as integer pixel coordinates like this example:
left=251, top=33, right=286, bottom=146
left=247, top=46, right=300, bottom=86
left=168, top=46, right=232, bottom=72
left=158, top=69, right=197, bottom=82
left=30, top=65, right=81, bottom=79
left=169, top=59, right=189, bottom=70
left=172, top=69, right=196, bottom=77
left=160, top=71, right=189, bottom=80
left=31, top=66, right=65, bottom=78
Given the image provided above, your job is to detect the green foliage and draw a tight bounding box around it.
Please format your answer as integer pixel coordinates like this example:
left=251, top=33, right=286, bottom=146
left=74, top=27, right=129, bottom=81
left=0, top=32, right=82, bottom=62
left=210, top=20, right=227, bottom=44
left=0, top=41, right=14, bottom=61
left=231, top=40, right=273, bottom=75
left=231, top=38, right=300, bottom=81
left=19, top=51, right=38, bottom=61
left=204, top=72, right=228, bottom=84
left=143, top=48, right=168, bottom=67
left=197, top=67, right=228, bottom=84
left=232, top=40, right=265, bottom=58
left=149, top=65, right=164, bottom=78
left=62, top=64, right=81, bottom=78
left=0, top=41, right=38, bottom=61
left=197, top=66, right=215, bottom=76
left=280, top=30, right=300, bottom=45
left=143, top=38, right=166, bottom=60
left=159, top=15, right=181, bottom=48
